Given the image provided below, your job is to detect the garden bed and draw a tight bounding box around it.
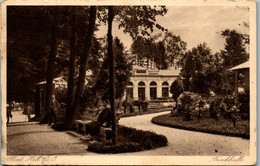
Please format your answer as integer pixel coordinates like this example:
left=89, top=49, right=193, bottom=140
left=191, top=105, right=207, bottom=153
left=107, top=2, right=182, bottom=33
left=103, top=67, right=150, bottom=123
left=152, top=113, right=249, bottom=139
left=88, top=125, right=168, bottom=153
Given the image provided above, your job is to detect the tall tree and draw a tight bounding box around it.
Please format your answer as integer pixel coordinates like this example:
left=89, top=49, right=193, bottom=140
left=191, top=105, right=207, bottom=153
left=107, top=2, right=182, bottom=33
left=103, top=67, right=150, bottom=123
left=72, top=6, right=97, bottom=122
left=178, top=43, right=215, bottom=95
left=221, top=29, right=249, bottom=68
left=7, top=7, right=52, bottom=103
left=93, top=37, right=132, bottom=100
left=107, top=6, right=117, bottom=144
left=66, top=7, right=78, bottom=125
left=40, top=8, right=61, bottom=123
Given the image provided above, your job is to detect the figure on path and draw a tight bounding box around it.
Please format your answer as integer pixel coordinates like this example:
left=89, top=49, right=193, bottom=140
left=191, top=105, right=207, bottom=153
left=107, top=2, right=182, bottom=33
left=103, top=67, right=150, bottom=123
left=48, top=95, right=57, bottom=126
left=6, top=102, right=13, bottom=125
left=24, top=103, right=33, bottom=122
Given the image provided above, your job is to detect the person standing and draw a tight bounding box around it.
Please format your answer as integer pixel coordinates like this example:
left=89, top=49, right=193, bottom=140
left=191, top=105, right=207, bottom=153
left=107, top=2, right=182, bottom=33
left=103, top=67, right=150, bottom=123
left=7, top=102, right=14, bottom=125
left=48, top=95, right=57, bottom=126
left=24, top=103, right=33, bottom=122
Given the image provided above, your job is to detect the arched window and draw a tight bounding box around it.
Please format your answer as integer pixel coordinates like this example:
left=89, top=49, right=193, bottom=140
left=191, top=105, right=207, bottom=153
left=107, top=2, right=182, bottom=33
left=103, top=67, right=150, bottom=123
left=162, top=82, right=169, bottom=86
left=162, top=81, right=169, bottom=98
left=127, top=82, right=133, bottom=86
left=138, top=82, right=145, bottom=100
left=150, top=81, right=157, bottom=100
left=150, top=81, right=157, bottom=86
left=138, top=81, right=145, bottom=86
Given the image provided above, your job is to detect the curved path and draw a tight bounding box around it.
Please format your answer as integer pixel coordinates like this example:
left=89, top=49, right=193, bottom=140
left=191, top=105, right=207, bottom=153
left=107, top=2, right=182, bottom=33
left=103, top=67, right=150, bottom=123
left=119, top=111, right=249, bottom=156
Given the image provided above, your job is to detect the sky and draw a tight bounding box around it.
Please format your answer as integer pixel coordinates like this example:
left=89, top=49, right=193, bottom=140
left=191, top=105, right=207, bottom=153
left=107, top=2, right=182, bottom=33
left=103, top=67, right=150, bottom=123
left=96, top=6, right=250, bottom=54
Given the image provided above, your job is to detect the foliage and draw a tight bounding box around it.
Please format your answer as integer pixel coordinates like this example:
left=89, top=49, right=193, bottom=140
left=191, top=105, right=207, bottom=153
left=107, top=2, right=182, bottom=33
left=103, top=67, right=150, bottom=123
left=55, top=87, right=67, bottom=105
left=152, top=114, right=249, bottom=139
left=238, top=89, right=249, bottom=120
left=92, top=37, right=132, bottom=101
left=208, top=94, right=241, bottom=126
left=170, top=77, right=184, bottom=102
left=209, top=96, right=223, bottom=120
left=220, top=29, right=249, bottom=68
left=178, top=43, right=218, bottom=94
left=114, top=6, right=168, bottom=38
left=175, top=92, right=201, bottom=120
left=88, top=125, right=167, bottom=153
left=7, top=7, right=52, bottom=102
left=131, top=32, right=186, bottom=69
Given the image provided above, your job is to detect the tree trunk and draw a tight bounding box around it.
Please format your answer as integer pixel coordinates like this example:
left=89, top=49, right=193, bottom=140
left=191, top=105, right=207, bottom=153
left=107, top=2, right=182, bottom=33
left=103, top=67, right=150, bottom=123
left=40, top=8, right=58, bottom=124
left=72, top=6, right=97, bottom=122
left=66, top=8, right=77, bottom=125
left=108, top=6, right=118, bottom=145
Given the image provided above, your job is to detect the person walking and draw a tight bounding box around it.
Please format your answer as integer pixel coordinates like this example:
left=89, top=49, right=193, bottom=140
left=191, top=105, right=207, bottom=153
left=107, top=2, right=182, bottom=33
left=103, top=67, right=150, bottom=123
left=48, top=95, right=57, bottom=126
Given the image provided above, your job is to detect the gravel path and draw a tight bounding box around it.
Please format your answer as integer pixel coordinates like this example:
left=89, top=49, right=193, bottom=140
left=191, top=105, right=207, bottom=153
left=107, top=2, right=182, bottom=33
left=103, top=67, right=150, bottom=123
left=6, top=111, right=249, bottom=156
left=6, top=111, right=94, bottom=155
left=118, top=111, right=250, bottom=156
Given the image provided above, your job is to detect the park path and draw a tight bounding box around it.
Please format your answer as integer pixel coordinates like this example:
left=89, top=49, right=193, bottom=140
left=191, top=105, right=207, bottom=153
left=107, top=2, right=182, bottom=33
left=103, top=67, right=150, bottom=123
left=6, top=111, right=95, bottom=155
left=6, top=111, right=249, bottom=156
left=118, top=111, right=250, bottom=156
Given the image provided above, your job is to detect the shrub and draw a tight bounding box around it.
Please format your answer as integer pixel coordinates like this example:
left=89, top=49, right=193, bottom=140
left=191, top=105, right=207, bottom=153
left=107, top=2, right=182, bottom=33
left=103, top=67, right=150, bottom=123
left=88, top=126, right=168, bottom=153
left=176, top=91, right=201, bottom=120
left=209, top=96, right=222, bottom=120
left=239, top=90, right=249, bottom=120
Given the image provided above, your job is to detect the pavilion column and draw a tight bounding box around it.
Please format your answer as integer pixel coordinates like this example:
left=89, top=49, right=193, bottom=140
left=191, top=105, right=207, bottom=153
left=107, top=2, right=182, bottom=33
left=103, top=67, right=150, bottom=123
left=133, top=81, right=138, bottom=100
left=234, top=71, right=238, bottom=105
left=145, top=81, right=150, bottom=101
left=157, top=80, right=162, bottom=98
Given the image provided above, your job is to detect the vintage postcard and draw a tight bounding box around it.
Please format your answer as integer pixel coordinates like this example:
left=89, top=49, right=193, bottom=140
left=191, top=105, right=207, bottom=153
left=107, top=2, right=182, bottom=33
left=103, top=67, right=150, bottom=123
left=1, top=0, right=257, bottom=165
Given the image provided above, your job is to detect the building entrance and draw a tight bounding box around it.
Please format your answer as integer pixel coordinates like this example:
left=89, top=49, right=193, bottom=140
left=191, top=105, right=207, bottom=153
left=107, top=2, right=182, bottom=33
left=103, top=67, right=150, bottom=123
left=138, top=88, right=145, bottom=100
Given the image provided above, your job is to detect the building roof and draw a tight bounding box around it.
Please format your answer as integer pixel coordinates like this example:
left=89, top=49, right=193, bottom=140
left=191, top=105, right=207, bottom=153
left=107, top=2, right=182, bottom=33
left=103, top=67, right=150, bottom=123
left=229, top=61, right=249, bottom=71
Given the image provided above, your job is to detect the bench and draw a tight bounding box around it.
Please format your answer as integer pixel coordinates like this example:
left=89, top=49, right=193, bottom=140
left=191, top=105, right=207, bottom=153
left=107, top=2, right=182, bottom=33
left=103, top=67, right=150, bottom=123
left=75, top=120, right=91, bottom=135
left=100, top=127, right=112, bottom=141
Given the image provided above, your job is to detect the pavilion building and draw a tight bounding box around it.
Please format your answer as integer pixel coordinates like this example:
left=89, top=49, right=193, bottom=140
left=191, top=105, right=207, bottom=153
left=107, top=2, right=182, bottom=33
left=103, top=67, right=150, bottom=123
left=126, top=58, right=180, bottom=101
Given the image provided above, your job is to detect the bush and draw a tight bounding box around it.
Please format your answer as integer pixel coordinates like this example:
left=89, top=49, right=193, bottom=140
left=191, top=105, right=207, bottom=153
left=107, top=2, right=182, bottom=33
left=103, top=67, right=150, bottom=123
left=175, top=91, right=202, bottom=120
left=239, top=90, right=249, bottom=120
left=88, top=126, right=168, bottom=153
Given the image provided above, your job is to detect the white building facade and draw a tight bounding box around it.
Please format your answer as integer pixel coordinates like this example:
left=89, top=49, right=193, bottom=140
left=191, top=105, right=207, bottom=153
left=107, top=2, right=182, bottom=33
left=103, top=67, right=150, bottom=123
left=126, top=65, right=180, bottom=101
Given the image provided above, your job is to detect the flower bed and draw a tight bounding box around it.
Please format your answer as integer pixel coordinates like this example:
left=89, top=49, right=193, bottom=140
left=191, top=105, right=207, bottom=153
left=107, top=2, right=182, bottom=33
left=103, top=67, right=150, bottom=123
left=152, top=114, right=249, bottom=139
left=88, top=125, right=168, bottom=153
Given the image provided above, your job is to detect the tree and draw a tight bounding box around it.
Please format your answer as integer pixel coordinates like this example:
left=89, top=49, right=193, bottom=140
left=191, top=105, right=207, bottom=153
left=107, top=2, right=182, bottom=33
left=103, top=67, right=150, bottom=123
left=71, top=6, right=97, bottom=123
left=131, top=32, right=186, bottom=69
left=93, top=38, right=132, bottom=101
left=178, top=43, right=215, bottom=95
left=7, top=7, right=53, bottom=103
left=107, top=6, right=117, bottom=144
left=71, top=6, right=168, bottom=117
left=221, top=29, right=249, bottom=68
left=40, top=7, right=62, bottom=123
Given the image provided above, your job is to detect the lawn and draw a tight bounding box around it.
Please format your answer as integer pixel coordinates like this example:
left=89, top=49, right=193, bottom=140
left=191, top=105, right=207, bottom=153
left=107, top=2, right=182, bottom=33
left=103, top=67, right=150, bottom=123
left=152, top=114, right=249, bottom=139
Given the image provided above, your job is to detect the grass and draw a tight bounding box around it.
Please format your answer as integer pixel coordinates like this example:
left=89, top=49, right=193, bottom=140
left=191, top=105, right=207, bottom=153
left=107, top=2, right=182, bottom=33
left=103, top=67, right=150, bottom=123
left=152, top=114, right=249, bottom=139
left=88, top=125, right=168, bottom=154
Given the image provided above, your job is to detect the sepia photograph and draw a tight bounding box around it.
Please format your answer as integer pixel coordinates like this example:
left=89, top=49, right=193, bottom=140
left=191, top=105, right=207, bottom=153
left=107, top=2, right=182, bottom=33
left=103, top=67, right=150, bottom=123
left=1, top=0, right=257, bottom=165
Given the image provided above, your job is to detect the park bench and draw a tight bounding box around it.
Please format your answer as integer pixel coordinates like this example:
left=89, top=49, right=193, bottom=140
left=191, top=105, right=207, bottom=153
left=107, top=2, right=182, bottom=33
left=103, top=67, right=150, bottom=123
left=75, top=120, right=91, bottom=135
left=100, top=127, right=112, bottom=141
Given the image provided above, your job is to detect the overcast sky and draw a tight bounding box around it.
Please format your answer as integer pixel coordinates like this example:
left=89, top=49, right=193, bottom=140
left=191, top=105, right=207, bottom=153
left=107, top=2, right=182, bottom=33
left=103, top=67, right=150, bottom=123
left=96, top=6, right=250, bottom=54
